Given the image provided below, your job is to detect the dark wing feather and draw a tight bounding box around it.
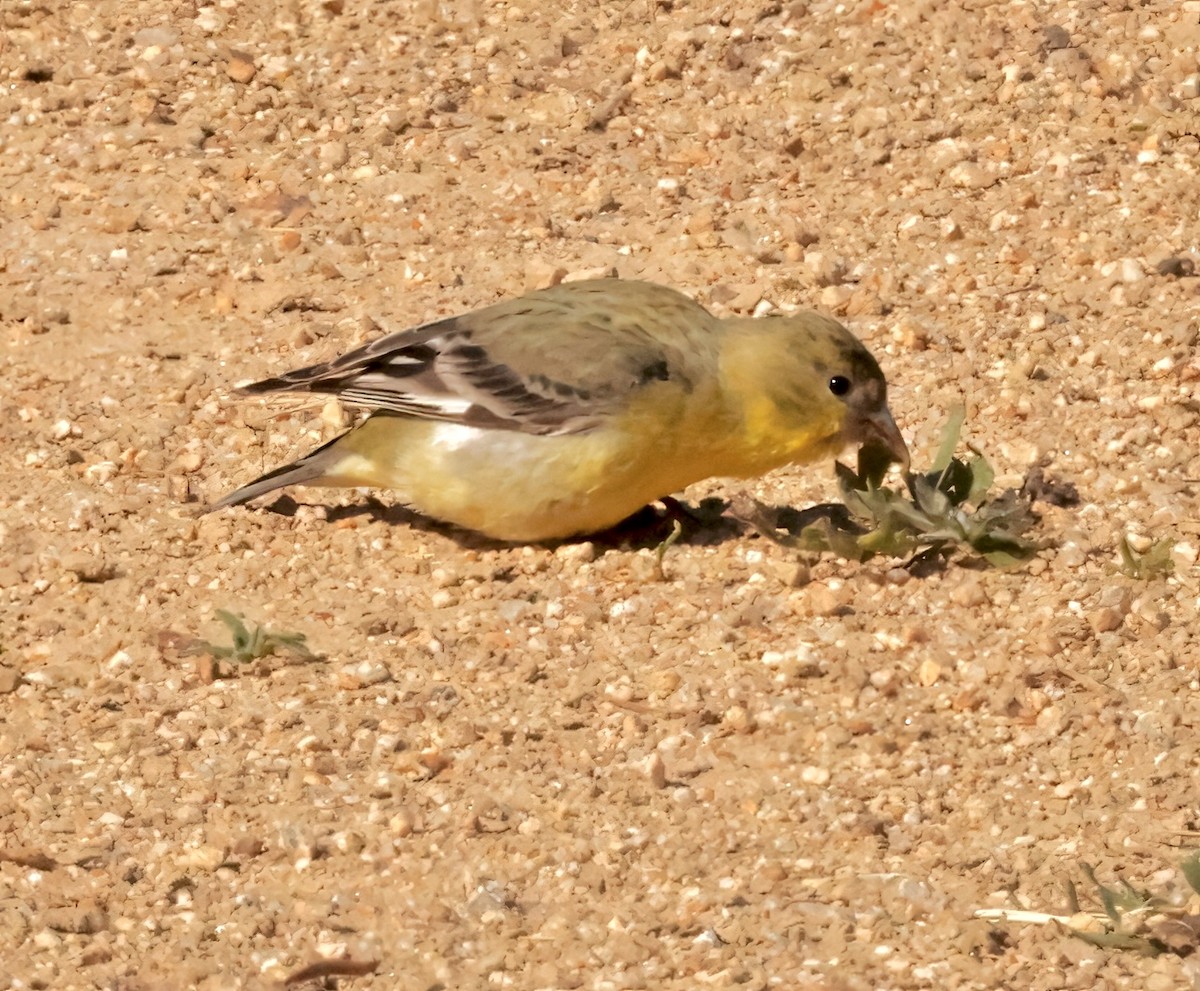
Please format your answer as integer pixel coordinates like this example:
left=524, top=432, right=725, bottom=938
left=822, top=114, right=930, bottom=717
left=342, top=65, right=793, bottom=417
left=235, top=279, right=716, bottom=436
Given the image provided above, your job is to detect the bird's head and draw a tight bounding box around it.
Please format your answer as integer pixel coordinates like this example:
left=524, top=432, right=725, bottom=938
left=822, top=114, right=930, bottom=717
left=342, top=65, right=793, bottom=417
left=719, top=312, right=909, bottom=472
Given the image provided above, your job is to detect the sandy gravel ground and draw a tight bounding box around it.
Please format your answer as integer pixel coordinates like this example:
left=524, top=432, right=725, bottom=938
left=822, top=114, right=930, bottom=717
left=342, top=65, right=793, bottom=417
left=4, top=1, right=1200, bottom=988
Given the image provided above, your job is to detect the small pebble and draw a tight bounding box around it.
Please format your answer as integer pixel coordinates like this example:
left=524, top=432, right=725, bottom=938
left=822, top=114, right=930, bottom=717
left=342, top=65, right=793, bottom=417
left=1041, top=25, right=1071, bottom=51
left=338, top=660, right=392, bottom=688
left=226, top=50, right=257, bottom=83
left=1156, top=256, right=1195, bottom=277
left=916, top=658, right=942, bottom=687
left=644, top=753, right=667, bottom=789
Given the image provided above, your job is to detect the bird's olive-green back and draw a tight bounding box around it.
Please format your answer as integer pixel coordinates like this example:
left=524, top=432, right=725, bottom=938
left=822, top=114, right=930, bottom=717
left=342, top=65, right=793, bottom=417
left=449, top=279, right=722, bottom=399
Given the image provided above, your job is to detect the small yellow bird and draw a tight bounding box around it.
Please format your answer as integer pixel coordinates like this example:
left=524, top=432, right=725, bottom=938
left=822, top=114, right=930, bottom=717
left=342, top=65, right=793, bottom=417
left=210, top=279, right=908, bottom=541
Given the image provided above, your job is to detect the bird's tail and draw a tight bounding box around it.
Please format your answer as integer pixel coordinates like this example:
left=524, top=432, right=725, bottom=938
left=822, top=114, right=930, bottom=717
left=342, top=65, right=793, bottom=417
left=205, top=433, right=347, bottom=513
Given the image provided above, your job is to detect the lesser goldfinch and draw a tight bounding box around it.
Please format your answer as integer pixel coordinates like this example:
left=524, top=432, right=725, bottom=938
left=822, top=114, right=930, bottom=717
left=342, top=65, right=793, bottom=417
left=210, top=279, right=908, bottom=541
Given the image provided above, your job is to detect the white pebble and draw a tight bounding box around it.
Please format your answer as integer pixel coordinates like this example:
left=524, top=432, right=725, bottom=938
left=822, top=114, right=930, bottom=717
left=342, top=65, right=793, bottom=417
left=1171, top=541, right=1197, bottom=570
left=1112, top=258, right=1144, bottom=283
left=343, top=660, right=391, bottom=686
left=194, top=6, right=225, bottom=32
left=86, top=461, right=119, bottom=483
left=1177, top=75, right=1200, bottom=100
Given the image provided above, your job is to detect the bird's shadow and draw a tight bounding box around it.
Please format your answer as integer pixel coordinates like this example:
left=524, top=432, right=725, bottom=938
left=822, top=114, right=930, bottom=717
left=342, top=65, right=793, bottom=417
left=247, top=494, right=854, bottom=554
left=767, top=501, right=860, bottom=536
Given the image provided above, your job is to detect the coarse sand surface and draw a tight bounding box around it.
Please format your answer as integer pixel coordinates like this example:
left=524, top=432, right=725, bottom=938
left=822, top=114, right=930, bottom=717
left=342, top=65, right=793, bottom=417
left=3, top=1, right=1200, bottom=988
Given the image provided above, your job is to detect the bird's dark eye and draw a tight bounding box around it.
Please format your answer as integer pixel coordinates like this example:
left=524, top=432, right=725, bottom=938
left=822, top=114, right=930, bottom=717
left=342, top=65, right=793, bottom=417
left=828, top=375, right=852, bottom=397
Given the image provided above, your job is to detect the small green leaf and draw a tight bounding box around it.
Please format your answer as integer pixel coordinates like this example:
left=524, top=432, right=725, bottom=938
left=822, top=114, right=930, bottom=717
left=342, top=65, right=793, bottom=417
left=911, top=476, right=952, bottom=518
left=1116, top=536, right=1175, bottom=580
left=1114, top=876, right=1151, bottom=912
left=967, top=454, right=995, bottom=504
left=978, top=549, right=1025, bottom=569
left=1180, top=852, right=1200, bottom=895
left=931, top=404, right=966, bottom=474
left=857, top=525, right=912, bottom=557
left=1065, top=879, right=1082, bottom=914
left=1073, top=930, right=1164, bottom=956
left=1080, top=864, right=1121, bottom=925
left=215, top=610, right=250, bottom=651
left=1118, top=538, right=1138, bottom=575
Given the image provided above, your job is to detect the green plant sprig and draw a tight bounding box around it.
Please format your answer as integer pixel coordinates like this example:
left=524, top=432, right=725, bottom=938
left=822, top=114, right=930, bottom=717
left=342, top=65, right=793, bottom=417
left=1115, top=536, right=1175, bottom=580
left=977, top=854, right=1200, bottom=958
left=745, top=406, right=1043, bottom=568
left=185, top=609, right=318, bottom=664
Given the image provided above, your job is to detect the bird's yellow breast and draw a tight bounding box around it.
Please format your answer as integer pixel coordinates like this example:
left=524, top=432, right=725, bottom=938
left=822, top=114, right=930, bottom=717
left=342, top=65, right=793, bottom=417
left=728, top=392, right=846, bottom=473
left=321, top=368, right=847, bottom=541
left=323, top=383, right=756, bottom=540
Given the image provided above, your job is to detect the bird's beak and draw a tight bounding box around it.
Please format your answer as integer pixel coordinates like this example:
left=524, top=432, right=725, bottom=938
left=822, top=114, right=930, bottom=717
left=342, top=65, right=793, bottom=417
left=861, top=407, right=910, bottom=472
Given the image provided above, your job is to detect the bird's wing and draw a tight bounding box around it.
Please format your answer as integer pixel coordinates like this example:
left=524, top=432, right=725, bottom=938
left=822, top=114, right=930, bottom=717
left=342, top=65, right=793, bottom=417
left=237, top=280, right=718, bottom=436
